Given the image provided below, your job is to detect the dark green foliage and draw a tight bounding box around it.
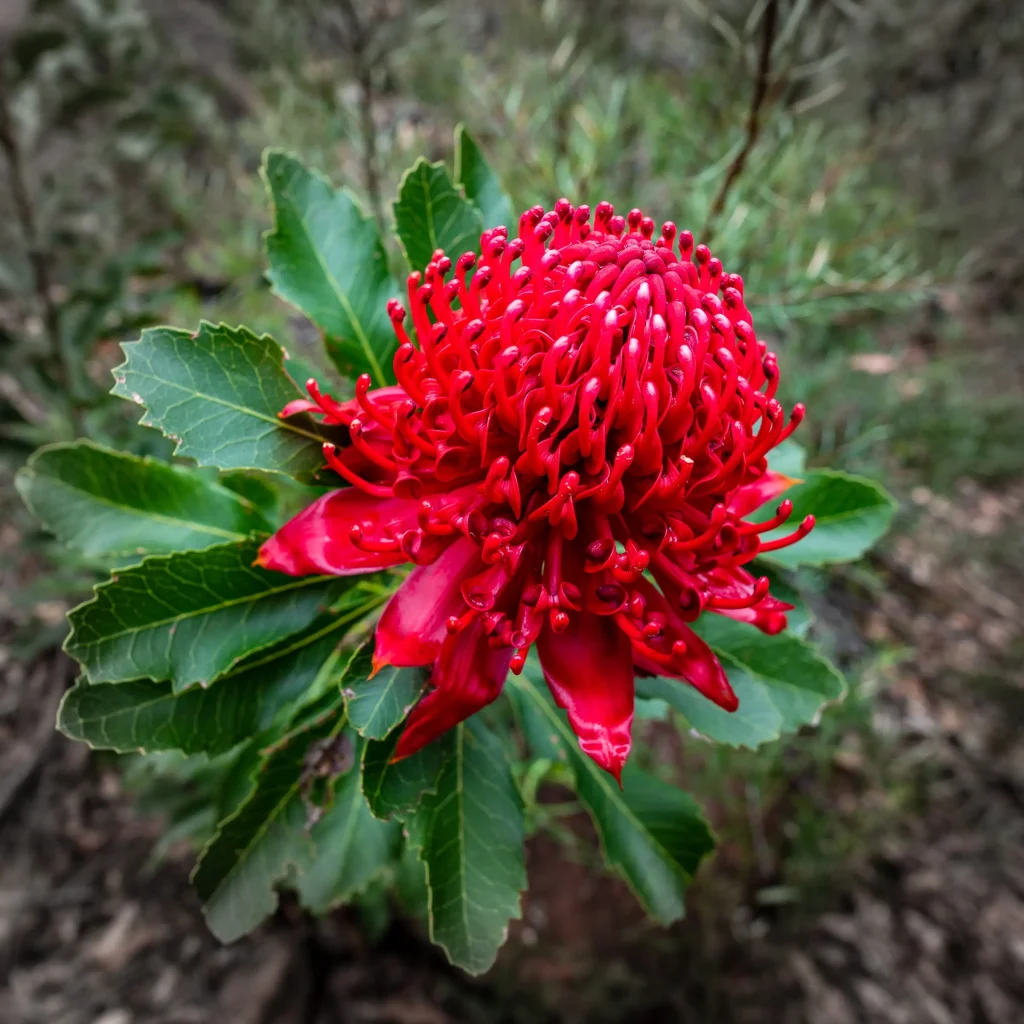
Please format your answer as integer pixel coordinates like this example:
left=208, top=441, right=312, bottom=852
left=637, top=617, right=846, bottom=749
left=393, top=158, right=483, bottom=273
left=404, top=718, right=527, bottom=974
left=509, top=668, right=714, bottom=924
left=111, top=323, right=328, bottom=478
left=343, top=643, right=427, bottom=740
left=263, top=151, right=399, bottom=384
left=59, top=614, right=360, bottom=754
left=362, top=728, right=448, bottom=820
left=16, top=441, right=270, bottom=560
left=65, top=540, right=363, bottom=690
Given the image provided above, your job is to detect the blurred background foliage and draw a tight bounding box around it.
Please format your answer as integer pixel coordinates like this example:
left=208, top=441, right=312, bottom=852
left=5, top=0, right=1021, bottom=487
left=1, top=1, right=1023, bottom=1014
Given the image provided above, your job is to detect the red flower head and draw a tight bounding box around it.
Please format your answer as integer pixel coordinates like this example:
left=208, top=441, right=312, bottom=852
left=258, top=201, right=813, bottom=781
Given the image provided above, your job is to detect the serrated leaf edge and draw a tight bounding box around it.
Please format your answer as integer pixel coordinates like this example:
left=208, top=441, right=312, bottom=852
left=694, top=642, right=846, bottom=750
left=110, top=322, right=322, bottom=477
left=190, top=703, right=348, bottom=939
left=63, top=539, right=335, bottom=687
left=360, top=729, right=445, bottom=822
left=297, top=757, right=397, bottom=914
left=16, top=439, right=265, bottom=558
left=56, top=603, right=377, bottom=754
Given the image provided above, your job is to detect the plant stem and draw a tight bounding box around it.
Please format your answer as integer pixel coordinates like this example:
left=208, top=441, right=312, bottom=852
left=703, top=0, right=779, bottom=244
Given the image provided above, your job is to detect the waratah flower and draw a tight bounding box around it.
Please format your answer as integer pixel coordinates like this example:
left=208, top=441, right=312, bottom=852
left=258, top=200, right=813, bottom=780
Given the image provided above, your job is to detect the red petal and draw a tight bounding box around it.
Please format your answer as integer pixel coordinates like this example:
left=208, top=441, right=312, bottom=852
left=714, top=605, right=787, bottom=634
left=702, top=566, right=792, bottom=635
left=631, top=578, right=738, bottom=711
left=374, top=537, right=482, bottom=670
left=537, top=608, right=634, bottom=782
left=256, top=489, right=423, bottom=576
left=728, top=469, right=798, bottom=518
left=393, top=617, right=513, bottom=760
left=279, top=399, right=320, bottom=418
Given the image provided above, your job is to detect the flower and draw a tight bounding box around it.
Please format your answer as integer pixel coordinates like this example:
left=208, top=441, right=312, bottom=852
left=258, top=201, right=813, bottom=780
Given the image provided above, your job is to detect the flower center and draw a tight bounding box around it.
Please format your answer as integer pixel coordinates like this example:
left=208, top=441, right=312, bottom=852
left=292, top=201, right=813, bottom=670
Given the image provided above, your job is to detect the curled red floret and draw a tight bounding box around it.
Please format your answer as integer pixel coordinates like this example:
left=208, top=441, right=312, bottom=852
left=259, top=201, right=813, bottom=780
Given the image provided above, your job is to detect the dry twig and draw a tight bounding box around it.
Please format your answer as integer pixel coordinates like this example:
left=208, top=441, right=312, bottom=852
left=703, top=0, right=780, bottom=243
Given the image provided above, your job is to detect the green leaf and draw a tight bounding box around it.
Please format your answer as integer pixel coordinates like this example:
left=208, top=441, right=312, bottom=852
left=507, top=668, right=714, bottom=925
left=294, top=733, right=400, bottom=914
left=636, top=615, right=846, bottom=748
left=766, top=438, right=807, bottom=478
left=342, top=643, right=426, bottom=740
left=16, top=441, right=269, bottom=561
left=192, top=698, right=345, bottom=942
left=361, top=726, right=447, bottom=820
left=57, top=604, right=373, bottom=754
left=263, top=150, right=398, bottom=384
left=751, top=469, right=896, bottom=568
left=65, top=539, right=357, bottom=691
left=217, top=738, right=264, bottom=819
left=405, top=718, right=525, bottom=974
left=454, top=124, right=514, bottom=230
left=393, top=158, right=484, bottom=273
left=282, top=350, right=332, bottom=395
left=218, top=471, right=281, bottom=526
left=112, top=322, right=325, bottom=479
left=394, top=837, right=430, bottom=921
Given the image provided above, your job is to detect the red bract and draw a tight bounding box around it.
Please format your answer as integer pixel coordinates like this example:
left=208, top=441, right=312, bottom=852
left=259, top=201, right=814, bottom=781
